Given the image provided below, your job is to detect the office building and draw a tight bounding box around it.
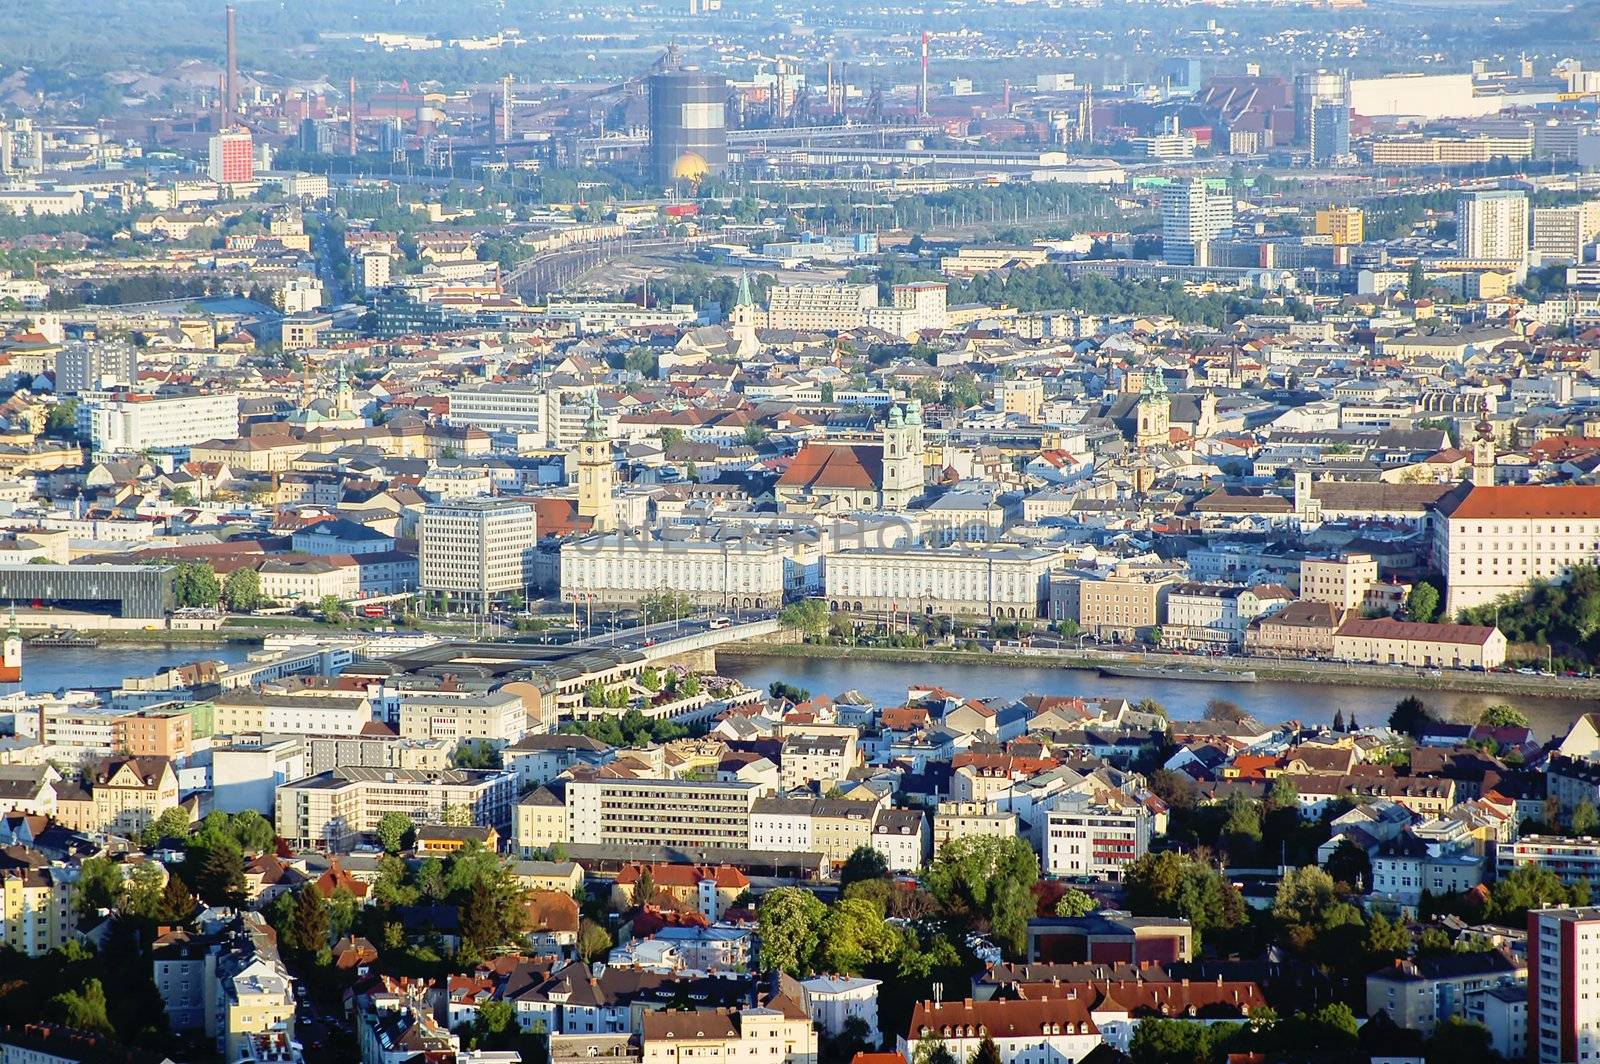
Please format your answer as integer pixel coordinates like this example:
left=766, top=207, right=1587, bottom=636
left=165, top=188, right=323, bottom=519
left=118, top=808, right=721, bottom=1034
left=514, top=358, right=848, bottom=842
left=418, top=499, right=538, bottom=613
left=1531, top=201, right=1600, bottom=266
left=54, top=343, right=136, bottom=394
left=1528, top=906, right=1600, bottom=1062
left=1315, top=206, right=1365, bottom=245
left=274, top=766, right=516, bottom=851
left=1043, top=803, right=1154, bottom=880
left=561, top=531, right=791, bottom=610
left=825, top=544, right=1061, bottom=621
left=1457, top=189, right=1529, bottom=263
left=865, top=281, right=949, bottom=339
left=1300, top=553, right=1378, bottom=611
left=1295, top=69, right=1347, bottom=145
left=648, top=61, right=727, bottom=187
left=208, top=127, right=255, bottom=184
left=563, top=777, right=759, bottom=849
left=81, top=391, right=240, bottom=453
left=1161, top=179, right=1234, bottom=266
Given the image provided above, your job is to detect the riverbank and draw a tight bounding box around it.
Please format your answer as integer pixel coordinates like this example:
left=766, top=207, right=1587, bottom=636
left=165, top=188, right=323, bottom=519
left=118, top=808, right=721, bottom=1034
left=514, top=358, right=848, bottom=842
left=720, top=640, right=1600, bottom=701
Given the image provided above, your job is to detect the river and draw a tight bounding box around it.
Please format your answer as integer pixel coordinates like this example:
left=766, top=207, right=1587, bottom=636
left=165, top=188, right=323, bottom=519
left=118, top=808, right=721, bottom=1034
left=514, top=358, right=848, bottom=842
left=719, top=653, right=1597, bottom=741
left=2, top=643, right=257, bottom=696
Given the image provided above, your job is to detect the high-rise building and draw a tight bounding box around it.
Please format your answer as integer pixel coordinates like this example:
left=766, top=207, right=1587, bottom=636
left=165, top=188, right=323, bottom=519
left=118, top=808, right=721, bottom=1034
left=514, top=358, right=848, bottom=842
left=1295, top=69, right=1347, bottom=145
left=82, top=392, right=241, bottom=453
left=54, top=342, right=137, bottom=394
left=1161, top=179, right=1234, bottom=266
left=418, top=499, right=537, bottom=613
left=1529, top=906, right=1600, bottom=1063
left=208, top=127, right=254, bottom=184
left=1457, top=189, right=1529, bottom=262
left=647, top=55, right=727, bottom=187
left=1310, top=100, right=1350, bottom=163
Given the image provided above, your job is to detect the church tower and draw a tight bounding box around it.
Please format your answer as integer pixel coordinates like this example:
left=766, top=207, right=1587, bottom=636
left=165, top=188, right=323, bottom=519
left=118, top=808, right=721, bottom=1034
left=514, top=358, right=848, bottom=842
left=333, top=361, right=354, bottom=418
left=729, top=270, right=759, bottom=358
left=575, top=398, right=616, bottom=532
left=1472, top=397, right=1496, bottom=488
left=0, top=609, right=20, bottom=684
left=1135, top=370, right=1171, bottom=450
left=880, top=400, right=924, bottom=509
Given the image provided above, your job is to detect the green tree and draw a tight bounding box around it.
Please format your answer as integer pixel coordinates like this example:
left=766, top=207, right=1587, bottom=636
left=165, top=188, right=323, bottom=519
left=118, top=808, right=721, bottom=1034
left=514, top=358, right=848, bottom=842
left=969, top=1036, right=1002, bottom=1064
left=577, top=918, right=613, bottom=961
left=1408, top=259, right=1427, bottom=300
left=757, top=887, right=828, bottom=975
left=1364, top=910, right=1412, bottom=968
left=461, top=879, right=504, bottom=956
left=639, top=589, right=695, bottom=624
left=1273, top=866, right=1340, bottom=928
left=376, top=811, right=415, bottom=854
left=780, top=599, right=830, bottom=640
left=290, top=885, right=330, bottom=956
left=142, top=805, right=192, bottom=845
left=817, top=897, right=904, bottom=975
left=474, top=1000, right=517, bottom=1046
left=119, top=860, right=166, bottom=920
left=840, top=846, right=889, bottom=888
left=171, top=486, right=195, bottom=506
left=1425, top=1018, right=1493, bottom=1064
left=318, top=594, right=347, bottom=624
left=51, top=978, right=113, bottom=1037
left=1053, top=888, right=1097, bottom=918
left=1123, top=851, right=1244, bottom=950
left=1326, top=837, right=1373, bottom=890
left=173, top=562, right=221, bottom=607
left=230, top=809, right=276, bottom=854
left=1479, top=704, right=1529, bottom=729
left=1390, top=695, right=1435, bottom=737
left=1407, top=580, right=1441, bottom=624
left=75, top=856, right=123, bottom=917
left=1575, top=799, right=1600, bottom=837
left=925, top=835, right=1039, bottom=959
left=913, top=1038, right=958, bottom=1064
left=221, top=567, right=263, bottom=611
left=45, top=397, right=79, bottom=436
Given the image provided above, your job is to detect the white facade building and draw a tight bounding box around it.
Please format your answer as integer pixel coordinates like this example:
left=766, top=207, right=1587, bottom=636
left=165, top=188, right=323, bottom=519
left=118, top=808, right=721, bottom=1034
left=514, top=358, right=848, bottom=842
left=1458, top=189, right=1529, bottom=263
left=1162, top=180, right=1234, bottom=266
left=82, top=392, right=240, bottom=452
left=418, top=499, right=538, bottom=612
left=825, top=545, right=1062, bottom=620
left=1043, top=804, right=1153, bottom=881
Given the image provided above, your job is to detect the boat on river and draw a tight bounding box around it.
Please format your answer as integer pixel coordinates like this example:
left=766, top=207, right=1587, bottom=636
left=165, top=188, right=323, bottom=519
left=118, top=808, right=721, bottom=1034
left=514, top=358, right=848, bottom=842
left=1099, top=662, right=1256, bottom=683
left=25, top=631, right=100, bottom=648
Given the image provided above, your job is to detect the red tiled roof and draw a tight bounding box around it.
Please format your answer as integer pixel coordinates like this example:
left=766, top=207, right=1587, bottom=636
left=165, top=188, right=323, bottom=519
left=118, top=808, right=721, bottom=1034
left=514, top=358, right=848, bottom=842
left=1440, top=484, right=1600, bottom=520
left=776, top=443, right=882, bottom=491
left=1335, top=616, right=1499, bottom=647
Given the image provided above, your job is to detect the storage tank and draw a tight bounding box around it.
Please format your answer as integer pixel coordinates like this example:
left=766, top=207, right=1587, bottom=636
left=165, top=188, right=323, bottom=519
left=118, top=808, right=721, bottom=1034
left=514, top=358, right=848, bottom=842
left=648, top=66, right=728, bottom=187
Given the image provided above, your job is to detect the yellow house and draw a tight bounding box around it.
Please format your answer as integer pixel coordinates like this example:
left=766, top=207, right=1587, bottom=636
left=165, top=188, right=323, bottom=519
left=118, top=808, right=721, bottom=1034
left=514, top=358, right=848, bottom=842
left=0, top=852, right=73, bottom=957
left=56, top=756, right=180, bottom=837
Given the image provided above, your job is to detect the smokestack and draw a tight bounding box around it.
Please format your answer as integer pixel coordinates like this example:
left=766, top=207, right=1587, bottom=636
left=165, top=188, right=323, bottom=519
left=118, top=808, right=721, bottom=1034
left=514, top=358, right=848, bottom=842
left=349, top=76, right=358, bottom=156
left=1003, top=78, right=1011, bottom=113
left=225, top=5, right=238, bottom=118
left=920, top=31, right=929, bottom=117
left=502, top=75, right=512, bottom=143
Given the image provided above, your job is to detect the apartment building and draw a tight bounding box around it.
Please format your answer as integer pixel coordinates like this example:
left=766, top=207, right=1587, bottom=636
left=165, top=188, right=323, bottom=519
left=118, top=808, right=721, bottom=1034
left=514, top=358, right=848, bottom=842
left=1457, top=188, right=1529, bottom=263
left=865, top=281, right=949, bottom=339
left=274, top=766, right=516, bottom=851
left=1498, top=835, right=1600, bottom=884
left=1300, top=553, right=1379, bottom=611
left=212, top=689, right=374, bottom=736
left=396, top=691, right=528, bottom=749
left=869, top=808, right=930, bottom=872
left=900, top=998, right=1101, bottom=1064
left=642, top=1005, right=817, bottom=1064
left=750, top=797, right=879, bottom=865
left=0, top=854, right=74, bottom=957
left=563, top=777, right=759, bottom=849
left=765, top=282, right=877, bottom=331
left=1433, top=484, right=1600, bottom=614
left=1163, top=582, right=1291, bottom=650
left=418, top=499, right=538, bottom=613
left=55, top=756, right=180, bottom=837
left=1530, top=906, right=1600, bottom=1063
left=778, top=732, right=858, bottom=792
left=931, top=801, right=1018, bottom=849
left=1043, top=803, right=1153, bottom=881
left=1315, top=206, right=1364, bottom=245
left=1365, top=949, right=1525, bottom=1038
left=1050, top=567, right=1178, bottom=641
